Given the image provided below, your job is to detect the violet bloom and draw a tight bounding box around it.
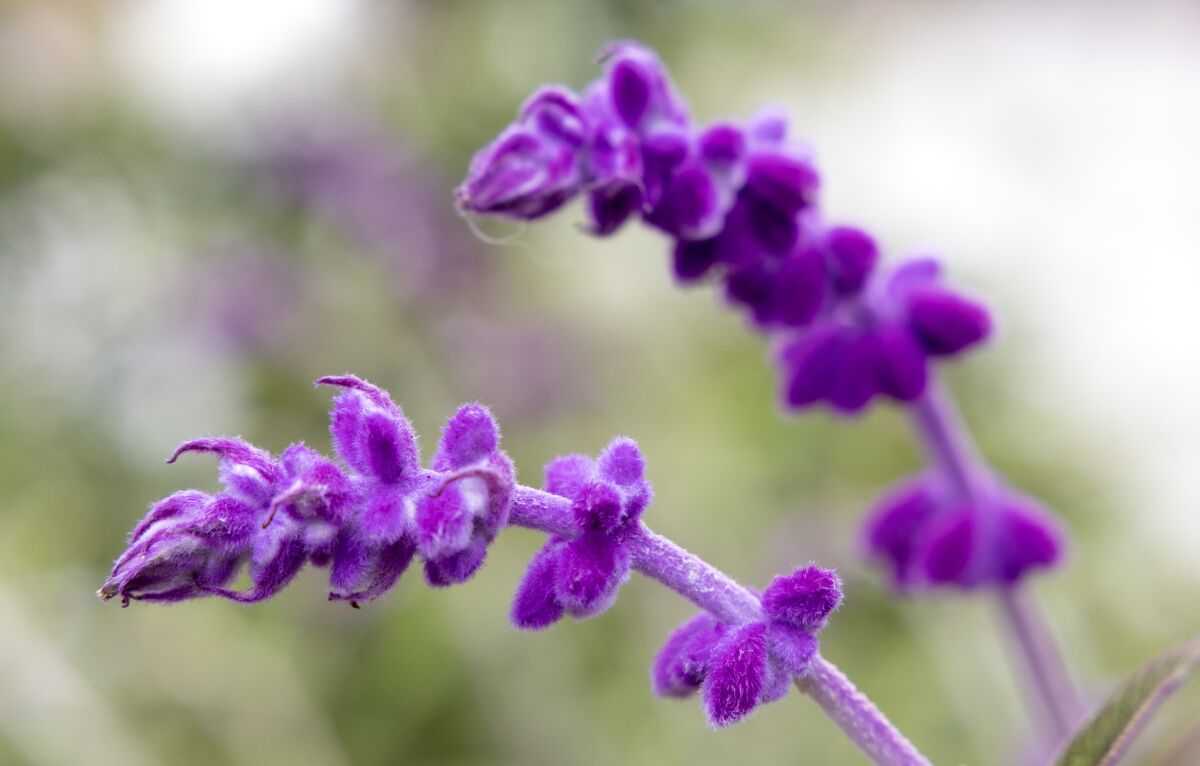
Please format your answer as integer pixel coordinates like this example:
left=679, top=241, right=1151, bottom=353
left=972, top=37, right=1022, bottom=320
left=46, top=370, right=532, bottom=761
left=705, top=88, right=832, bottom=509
left=776, top=256, right=992, bottom=415
left=510, top=438, right=652, bottom=627
left=456, top=41, right=988, bottom=407
left=652, top=565, right=842, bottom=727
left=862, top=475, right=1064, bottom=590
left=99, top=376, right=515, bottom=606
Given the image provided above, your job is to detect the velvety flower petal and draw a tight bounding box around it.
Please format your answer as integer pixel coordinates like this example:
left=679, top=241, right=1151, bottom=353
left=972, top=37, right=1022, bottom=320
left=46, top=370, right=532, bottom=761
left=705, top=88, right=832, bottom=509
left=358, top=486, right=410, bottom=544
left=875, top=324, right=928, bottom=402
left=761, top=565, right=843, bottom=632
left=414, top=486, right=473, bottom=560
left=824, top=225, right=879, bottom=295
left=652, top=613, right=727, bottom=698
left=456, top=125, right=583, bottom=219
left=743, top=152, right=819, bottom=218
left=672, top=237, right=721, bottom=282
left=766, top=622, right=819, bottom=676
left=319, top=376, right=420, bottom=483
left=434, top=403, right=500, bottom=471
left=597, top=437, right=645, bottom=487
left=329, top=529, right=372, bottom=593
left=511, top=540, right=566, bottom=631
left=646, top=162, right=722, bottom=239
left=554, top=533, right=631, bottom=618
left=919, top=506, right=976, bottom=586
left=906, top=287, right=992, bottom=356
left=543, top=454, right=595, bottom=498
left=330, top=538, right=416, bottom=604
left=780, top=324, right=845, bottom=409
left=424, top=539, right=488, bottom=587
left=862, top=478, right=940, bottom=588
left=827, top=331, right=882, bottom=414
left=771, top=246, right=826, bottom=328
left=168, top=437, right=279, bottom=506
left=572, top=482, right=624, bottom=534
left=703, top=622, right=769, bottom=728
left=698, top=123, right=746, bottom=165
left=995, top=497, right=1065, bottom=584
left=518, top=86, right=586, bottom=146
left=209, top=534, right=307, bottom=604
left=588, top=183, right=643, bottom=236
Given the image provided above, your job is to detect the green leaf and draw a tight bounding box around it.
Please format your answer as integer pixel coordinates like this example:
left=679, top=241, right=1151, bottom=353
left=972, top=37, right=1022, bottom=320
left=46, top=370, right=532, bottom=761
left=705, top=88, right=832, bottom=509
left=1055, top=635, right=1200, bottom=766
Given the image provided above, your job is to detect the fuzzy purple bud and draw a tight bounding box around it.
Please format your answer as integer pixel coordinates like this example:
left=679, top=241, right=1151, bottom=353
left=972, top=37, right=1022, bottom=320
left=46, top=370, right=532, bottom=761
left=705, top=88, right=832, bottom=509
left=761, top=565, right=843, bottom=632
left=555, top=533, right=632, bottom=618
left=703, top=622, right=769, bottom=728
left=652, top=613, right=727, bottom=697
left=511, top=540, right=567, bottom=630
left=907, top=287, right=992, bottom=356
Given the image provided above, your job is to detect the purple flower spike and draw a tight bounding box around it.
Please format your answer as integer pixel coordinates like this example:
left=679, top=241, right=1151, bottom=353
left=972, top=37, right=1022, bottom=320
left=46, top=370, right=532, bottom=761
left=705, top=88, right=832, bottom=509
left=761, top=565, right=843, bottom=633
left=652, top=613, right=727, bottom=698
left=703, top=622, right=770, bottom=728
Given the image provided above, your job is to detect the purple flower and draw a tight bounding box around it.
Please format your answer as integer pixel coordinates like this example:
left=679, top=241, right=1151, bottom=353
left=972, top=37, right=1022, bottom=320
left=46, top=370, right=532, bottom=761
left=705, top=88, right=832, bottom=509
left=510, top=437, right=652, bottom=628
left=458, top=43, right=995, bottom=413
left=862, top=476, right=1065, bottom=590
left=457, top=42, right=689, bottom=230
left=775, top=257, right=991, bottom=415
left=101, top=376, right=516, bottom=607
left=652, top=565, right=842, bottom=727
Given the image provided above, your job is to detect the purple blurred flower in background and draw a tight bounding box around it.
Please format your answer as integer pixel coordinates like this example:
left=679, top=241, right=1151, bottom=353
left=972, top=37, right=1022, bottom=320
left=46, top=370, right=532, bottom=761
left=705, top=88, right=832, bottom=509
left=456, top=39, right=1065, bottom=604
left=265, top=117, right=486, bottom=302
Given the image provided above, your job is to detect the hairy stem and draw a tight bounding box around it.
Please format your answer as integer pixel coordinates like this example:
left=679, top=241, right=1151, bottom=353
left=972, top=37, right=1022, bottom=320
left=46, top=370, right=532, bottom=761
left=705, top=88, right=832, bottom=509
left=908, top=376, right=1081, bottom=740
left=510, top=486, right=932, bottom=766
left=797, top=657, right=933, bottom=766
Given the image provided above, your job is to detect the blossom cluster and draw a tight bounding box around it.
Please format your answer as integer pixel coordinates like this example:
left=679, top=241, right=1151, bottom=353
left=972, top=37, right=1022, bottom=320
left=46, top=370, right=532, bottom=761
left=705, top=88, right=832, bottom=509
left=99, top=376, right=515, bottom=606
left=101, top=375, right=859, bottom=734
left=653, top=565, right=842, bottom=727
left=863, top=475, right=1064, bottom=590
left=455, top=41, right=992, bottom=415
left=455, top=41, right=1067, bottom=594
left=510, top=438, right=652, bottom=628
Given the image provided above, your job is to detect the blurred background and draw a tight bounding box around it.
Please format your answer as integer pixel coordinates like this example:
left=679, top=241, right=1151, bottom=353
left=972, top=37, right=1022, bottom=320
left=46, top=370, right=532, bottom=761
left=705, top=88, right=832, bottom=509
left=2, top=1, right=1199, bottom=764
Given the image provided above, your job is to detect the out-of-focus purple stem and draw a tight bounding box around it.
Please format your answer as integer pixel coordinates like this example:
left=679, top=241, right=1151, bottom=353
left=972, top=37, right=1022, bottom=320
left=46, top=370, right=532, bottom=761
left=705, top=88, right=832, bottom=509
left=908, top=375, right=1082, bottom=741
left=509, top=486, right=932, bottom=766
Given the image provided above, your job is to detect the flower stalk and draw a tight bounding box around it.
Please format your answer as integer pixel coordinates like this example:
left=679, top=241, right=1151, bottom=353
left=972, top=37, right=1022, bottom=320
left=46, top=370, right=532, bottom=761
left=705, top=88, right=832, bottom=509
left=908, top=376, right=1082, bottom=739
left=510, top=486, right=932, bottom=765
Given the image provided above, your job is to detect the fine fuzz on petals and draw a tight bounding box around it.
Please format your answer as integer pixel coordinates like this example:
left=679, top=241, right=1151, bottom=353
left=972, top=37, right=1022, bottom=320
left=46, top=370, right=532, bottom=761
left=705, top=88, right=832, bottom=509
left=510, top=540, right=566, bottom=630
left=554, top=533, right=632, bottom=618
left=651, top=614, right=727, bottom=698
left=761, top=565, right=843, bottom=633
left=703, top=623, right=769, bottom=728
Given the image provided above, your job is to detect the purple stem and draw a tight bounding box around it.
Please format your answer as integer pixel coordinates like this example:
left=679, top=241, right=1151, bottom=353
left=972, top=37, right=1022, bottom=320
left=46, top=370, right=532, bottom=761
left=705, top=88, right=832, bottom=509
left=510, top=486, right=932, bottom=766
left=908, top=375, right=1082, bottom=741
